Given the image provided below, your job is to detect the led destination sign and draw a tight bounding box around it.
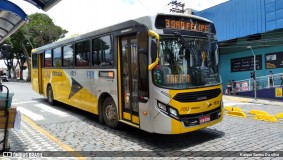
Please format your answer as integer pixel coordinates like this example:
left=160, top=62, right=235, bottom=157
left=155, top=15, right=215, bottom=33
left=165, top=19, right=209, bottom=32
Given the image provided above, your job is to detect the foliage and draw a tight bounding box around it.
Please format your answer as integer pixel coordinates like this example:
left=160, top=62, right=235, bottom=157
left=23, top=13, right=68, bottom=48
left=6, top=13, right=68, bottom=81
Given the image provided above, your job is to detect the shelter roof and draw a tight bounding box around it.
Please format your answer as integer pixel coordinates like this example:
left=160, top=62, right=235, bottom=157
left=0, top=0, right=28, bottom=43
left=0, top=0, right=61, bottom=43
left=24, top=0, right=61, bottom=12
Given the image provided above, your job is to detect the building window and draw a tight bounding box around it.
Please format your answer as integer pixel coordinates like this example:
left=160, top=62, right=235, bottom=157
left=63, top=44, right=74, bottom=67
left=75, top=40, right=90, bottom=67
left=53, top=47, right=62, bottom=67
left=44, top=50, right=52, bottom=67
left=92, top=35, right=112, bottom=67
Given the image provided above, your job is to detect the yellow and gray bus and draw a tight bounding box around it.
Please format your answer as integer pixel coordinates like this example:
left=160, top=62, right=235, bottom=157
left=31, top=13, right=223, bottom=134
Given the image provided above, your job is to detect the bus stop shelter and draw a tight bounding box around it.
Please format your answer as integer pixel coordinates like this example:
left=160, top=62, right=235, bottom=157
left=0, top=0, right=61, bottom=43
left=0, top=0, right=61, bottom=151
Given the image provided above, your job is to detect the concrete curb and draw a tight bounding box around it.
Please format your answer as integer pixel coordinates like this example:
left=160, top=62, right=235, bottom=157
left=223, top=95, right=283, bottom=106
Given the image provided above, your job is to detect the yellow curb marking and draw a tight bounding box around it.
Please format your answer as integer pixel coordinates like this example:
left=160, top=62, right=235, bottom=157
left=253, top=114, right=278, bottom=123
left=249, top=110, right=269, bottom=115
left=22, top=114, right=86, bottom=160
left=276, top=113, right=283, bottom=119
left=232, top=107, right=242, bottom=112
left=224, top=102, right=282, bottom=123
left=227, top=111, right=247, bottom=118
left=240, top=99, right=249, bottom=103
left=224, top=106, right=233, bottom=111
left=224, top=106, right=242, bottom=112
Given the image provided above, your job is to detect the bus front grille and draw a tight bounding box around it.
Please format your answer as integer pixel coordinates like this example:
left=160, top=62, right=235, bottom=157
left=173, top=88, right=221, bottom=102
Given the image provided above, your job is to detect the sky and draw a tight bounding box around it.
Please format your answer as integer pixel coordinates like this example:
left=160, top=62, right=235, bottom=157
left=9, top=0, right=228, bottom=37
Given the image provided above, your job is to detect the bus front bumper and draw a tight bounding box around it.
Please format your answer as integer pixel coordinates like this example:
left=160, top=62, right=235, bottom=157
left=153, top=105, right=224, bottom=134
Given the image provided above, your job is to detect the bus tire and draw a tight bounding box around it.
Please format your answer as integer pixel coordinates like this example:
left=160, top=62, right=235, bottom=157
left=47, top=86, right=55, bottom=105
left=103, top=97, right=118, bottom=128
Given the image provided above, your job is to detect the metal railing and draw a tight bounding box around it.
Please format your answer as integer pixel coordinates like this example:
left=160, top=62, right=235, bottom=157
left=234, top=73, right=283, bottom=93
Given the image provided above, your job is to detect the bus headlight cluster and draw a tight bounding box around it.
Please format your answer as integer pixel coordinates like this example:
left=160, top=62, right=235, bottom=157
left=169, top=108, right=178, bottom=117
left=157, top=102, right=167, bottom=112
left=157, top=101, right=179, bottom=119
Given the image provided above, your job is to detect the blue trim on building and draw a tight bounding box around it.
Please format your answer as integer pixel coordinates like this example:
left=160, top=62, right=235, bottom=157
left=196, top=0, right=283, bottom=42
left=0, top=0, right=28, bottom=20
left=238, top=87, right=283, bottom=100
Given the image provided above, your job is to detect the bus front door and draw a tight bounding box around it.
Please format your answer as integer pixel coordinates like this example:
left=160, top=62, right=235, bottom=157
left=120, top=36, right=140, bottom=125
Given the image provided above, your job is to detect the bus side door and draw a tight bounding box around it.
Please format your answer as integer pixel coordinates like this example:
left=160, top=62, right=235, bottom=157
left=120, top=36, right=139, bottom=124
left=32, top=53, right=44, bottom=95
left=119, top=29, right=149, bottom=126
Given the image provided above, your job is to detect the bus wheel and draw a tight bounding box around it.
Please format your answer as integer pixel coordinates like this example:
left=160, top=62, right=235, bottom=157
left=103, top=97, right=118, bottom=128
left=47, top=86, right=55, bottom=105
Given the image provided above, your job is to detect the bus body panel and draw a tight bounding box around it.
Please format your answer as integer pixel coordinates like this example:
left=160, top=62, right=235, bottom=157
left=153, top=110, right=173, bottom=134
left=31, top=69, right=39, bottom=93
left=138, top=102, right=152, bottom=132
left=40, top=68, right=118, bottom=115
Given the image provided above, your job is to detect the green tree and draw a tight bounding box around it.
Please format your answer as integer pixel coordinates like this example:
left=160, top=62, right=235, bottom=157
left=9, top=13, right=68, bottom=81
left=1, top=39, right=15, bottom=79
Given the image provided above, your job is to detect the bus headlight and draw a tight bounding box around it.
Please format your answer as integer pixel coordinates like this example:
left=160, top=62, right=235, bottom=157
left=157, top=101, right=179, bottom=119
left=169, top=108, right=178, bottom=117
left=157, top=102, right=167, bottom=112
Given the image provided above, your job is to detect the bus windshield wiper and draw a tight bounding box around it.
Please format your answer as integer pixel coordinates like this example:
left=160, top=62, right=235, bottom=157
left=175, top=32, right=189, bottom=49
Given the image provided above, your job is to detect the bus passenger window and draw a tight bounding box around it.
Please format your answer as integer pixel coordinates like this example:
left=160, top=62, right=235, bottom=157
left=53, top=47, right=62, bottom=67
left=44, top=50, right=52, bottom=67
left=92, top=35, right=112, bottom=67
left=75, top=40, right=90, bottom=67
left=63, top=44, right=74, bottom=67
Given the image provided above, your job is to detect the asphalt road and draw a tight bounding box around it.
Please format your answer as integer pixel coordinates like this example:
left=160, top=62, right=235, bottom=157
left=2, top=81, right=283, bottom=159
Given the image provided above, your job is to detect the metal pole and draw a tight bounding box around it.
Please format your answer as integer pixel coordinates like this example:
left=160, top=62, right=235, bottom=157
left=253, top=53, right=257, bottom=100
left=247, top=46, right=256, bottom=100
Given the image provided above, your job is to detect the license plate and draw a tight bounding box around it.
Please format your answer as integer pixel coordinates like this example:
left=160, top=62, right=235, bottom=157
left=199, top=115, right=210, bottom=124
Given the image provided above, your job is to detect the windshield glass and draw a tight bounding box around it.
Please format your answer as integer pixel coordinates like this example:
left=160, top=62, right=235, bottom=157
left=152, top=35, right=221, bottom=89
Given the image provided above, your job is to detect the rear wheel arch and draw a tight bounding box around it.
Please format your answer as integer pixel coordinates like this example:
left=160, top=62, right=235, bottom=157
left=98, top=93, right=112, bottom=123
left=98, top=93, right=119, bottom=128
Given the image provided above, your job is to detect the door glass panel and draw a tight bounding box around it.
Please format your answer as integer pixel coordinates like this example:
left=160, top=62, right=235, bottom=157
left=121, top=39, right=131, bottom=111
left=131, top=39, right=138, bottom=113
left=121, top=36, right=139, bottom=117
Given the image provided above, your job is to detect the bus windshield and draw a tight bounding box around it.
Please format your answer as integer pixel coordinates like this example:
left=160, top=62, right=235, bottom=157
left=153, top=35, right=221, bottom=89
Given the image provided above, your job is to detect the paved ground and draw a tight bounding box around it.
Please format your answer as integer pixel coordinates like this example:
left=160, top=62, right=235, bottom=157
left=0, top=82, right=282, bottom=160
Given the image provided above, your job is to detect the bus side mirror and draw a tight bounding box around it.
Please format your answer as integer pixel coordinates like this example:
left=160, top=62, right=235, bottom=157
left=148, top=30, right=159, bottom=71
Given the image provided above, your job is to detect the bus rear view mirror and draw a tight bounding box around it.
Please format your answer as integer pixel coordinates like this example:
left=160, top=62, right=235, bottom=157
left=148, top=30, right=160, bottom=71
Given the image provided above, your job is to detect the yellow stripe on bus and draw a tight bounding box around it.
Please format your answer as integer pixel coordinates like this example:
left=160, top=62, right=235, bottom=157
left=132, top=115, right=139, bottom=124
left=123, top=112, right=131, bottom=121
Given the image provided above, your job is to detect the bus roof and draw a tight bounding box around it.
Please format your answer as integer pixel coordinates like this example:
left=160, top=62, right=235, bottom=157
left=32, top=19, right=141, bottom=53
left=32, top=13, right=214, bottom=53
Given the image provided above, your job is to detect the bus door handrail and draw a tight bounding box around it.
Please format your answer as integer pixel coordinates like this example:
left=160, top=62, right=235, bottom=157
left=148, top=30, right=160, bottom=71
